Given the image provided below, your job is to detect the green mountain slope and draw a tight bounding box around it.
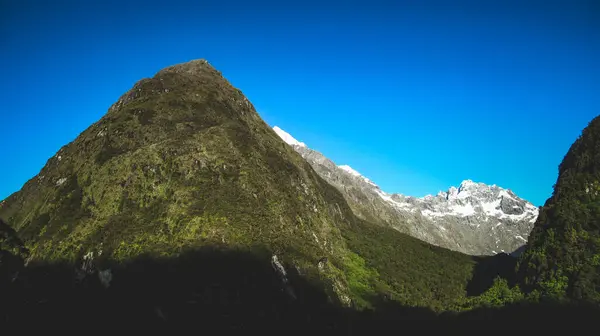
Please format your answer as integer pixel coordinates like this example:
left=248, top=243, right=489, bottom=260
left=517, top=115, right=600, bottom=302
left=0, top=59, right=475, bottom=310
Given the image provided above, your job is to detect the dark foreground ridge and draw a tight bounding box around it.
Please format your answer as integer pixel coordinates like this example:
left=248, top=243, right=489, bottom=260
left=2, top=244, right=598, bottom=333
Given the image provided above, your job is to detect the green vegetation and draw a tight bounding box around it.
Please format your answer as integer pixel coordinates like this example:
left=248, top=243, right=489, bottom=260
left=0, top=60, right=480, bottom=311
left=2, top=59, right=598, bottom=317
left=465, top=277, right=524, bottom=308
left=517, top=115, right=600, bottom=303
left=341, top=218, right=475, bottom=311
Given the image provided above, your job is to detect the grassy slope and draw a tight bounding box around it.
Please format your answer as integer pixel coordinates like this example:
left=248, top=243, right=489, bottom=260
left=0, top=59, right=475, bottom=310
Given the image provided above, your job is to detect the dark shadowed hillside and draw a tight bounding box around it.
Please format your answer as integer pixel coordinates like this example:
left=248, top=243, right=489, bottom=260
left=2, top=244, right=598, bottom=333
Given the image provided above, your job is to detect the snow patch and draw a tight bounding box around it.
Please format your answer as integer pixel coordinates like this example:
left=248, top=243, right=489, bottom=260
left=449, top=203, right=476, bottom=217
left=338, top=165, right=378, bottom=186
left=480, top=197, right=539, bottom=223
left=498, top=210, right=537, bottom=222
left=447, top=186, right=459, bottom=198
left=338, top=165, right=361, bottom=177
left=480, top=199, right=502, bottom=216
left=499, top=189, right=518, bottom=202
left=376, top=190, right=414, bottom=210
left=525, top=203, right=538, bottom=211
left=363, top=178, right=378, bottom=187
left=515, top=235, right=526, bottom=242
left=421, top=209, right=446, bottom=218
left=444, top=180, right=482, bottom=200
left=273, top=126, right=307, bottom=148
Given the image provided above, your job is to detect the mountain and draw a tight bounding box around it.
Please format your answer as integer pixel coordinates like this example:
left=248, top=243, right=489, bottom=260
left=0, top=59, right=476, bottom=312
left=273, top=126, right=538, bottom=256
left=2, top=59, right=599, bottom=329
left=517, top=115, right=600, bottom=302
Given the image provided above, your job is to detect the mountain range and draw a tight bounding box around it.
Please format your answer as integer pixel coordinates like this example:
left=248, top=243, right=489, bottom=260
left=0, top=59, right=599, bottom=330
left=273, top=126, right=538, bottom=256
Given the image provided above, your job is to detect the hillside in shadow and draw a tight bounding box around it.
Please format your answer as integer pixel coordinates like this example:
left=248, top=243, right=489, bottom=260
left=467, top=253, right=518, bottom=296
left=2, top=246, right=598, bottom=333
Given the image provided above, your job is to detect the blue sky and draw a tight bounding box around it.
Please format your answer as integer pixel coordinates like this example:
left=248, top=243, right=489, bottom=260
left=1, top=0, right=599, bottom=206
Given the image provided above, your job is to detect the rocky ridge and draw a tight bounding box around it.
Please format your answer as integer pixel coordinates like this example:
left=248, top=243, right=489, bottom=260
left=273, top=126, right=539, bottom=255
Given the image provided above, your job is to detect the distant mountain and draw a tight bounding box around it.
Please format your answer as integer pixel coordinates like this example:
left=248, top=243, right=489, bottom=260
left=273, top=126, right=538, bottom=255
left=517, top=115, right=600, bottom=302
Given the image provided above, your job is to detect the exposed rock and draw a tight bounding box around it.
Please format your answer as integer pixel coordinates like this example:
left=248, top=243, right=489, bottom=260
left=271, top=255, right=296, bottom=300
left=55, top=177, right=67, bottom=186
left=76, top=251, right=96, bottom=281
left=274, top=126, right=538, bottom=256
left=317, top=257, right=328, bottom=270
left=271, top=255, right=287, bottom=281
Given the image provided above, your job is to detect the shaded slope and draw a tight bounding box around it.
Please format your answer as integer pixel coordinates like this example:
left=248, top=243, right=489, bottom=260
left=2, top=247, right=598, bottom=333
left=517, top=115, right=600, bottom=302
left=0, top=59, right=474, bottom=309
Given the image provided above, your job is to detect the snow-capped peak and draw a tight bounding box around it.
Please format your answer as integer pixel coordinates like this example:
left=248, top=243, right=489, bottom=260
left=273, top=126, right=307, bottom=148
left=443, top=180, right=492, bottom=200
left=459, top=179, right=476, bottom=188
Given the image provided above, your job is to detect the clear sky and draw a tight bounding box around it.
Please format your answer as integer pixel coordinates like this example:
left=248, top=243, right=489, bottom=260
left=1, top=0, right=599, bottom=206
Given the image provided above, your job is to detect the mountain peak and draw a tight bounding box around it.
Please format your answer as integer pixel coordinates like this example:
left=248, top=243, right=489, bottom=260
left=158, top=59, right=216, bottom=75
left=459, top=179, right=476, bottom=188
left=443, top=179, right=501, bottom=200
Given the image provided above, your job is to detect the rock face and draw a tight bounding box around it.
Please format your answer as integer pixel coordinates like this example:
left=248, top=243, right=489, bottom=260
left=273, top=126, right=538, bottom=256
